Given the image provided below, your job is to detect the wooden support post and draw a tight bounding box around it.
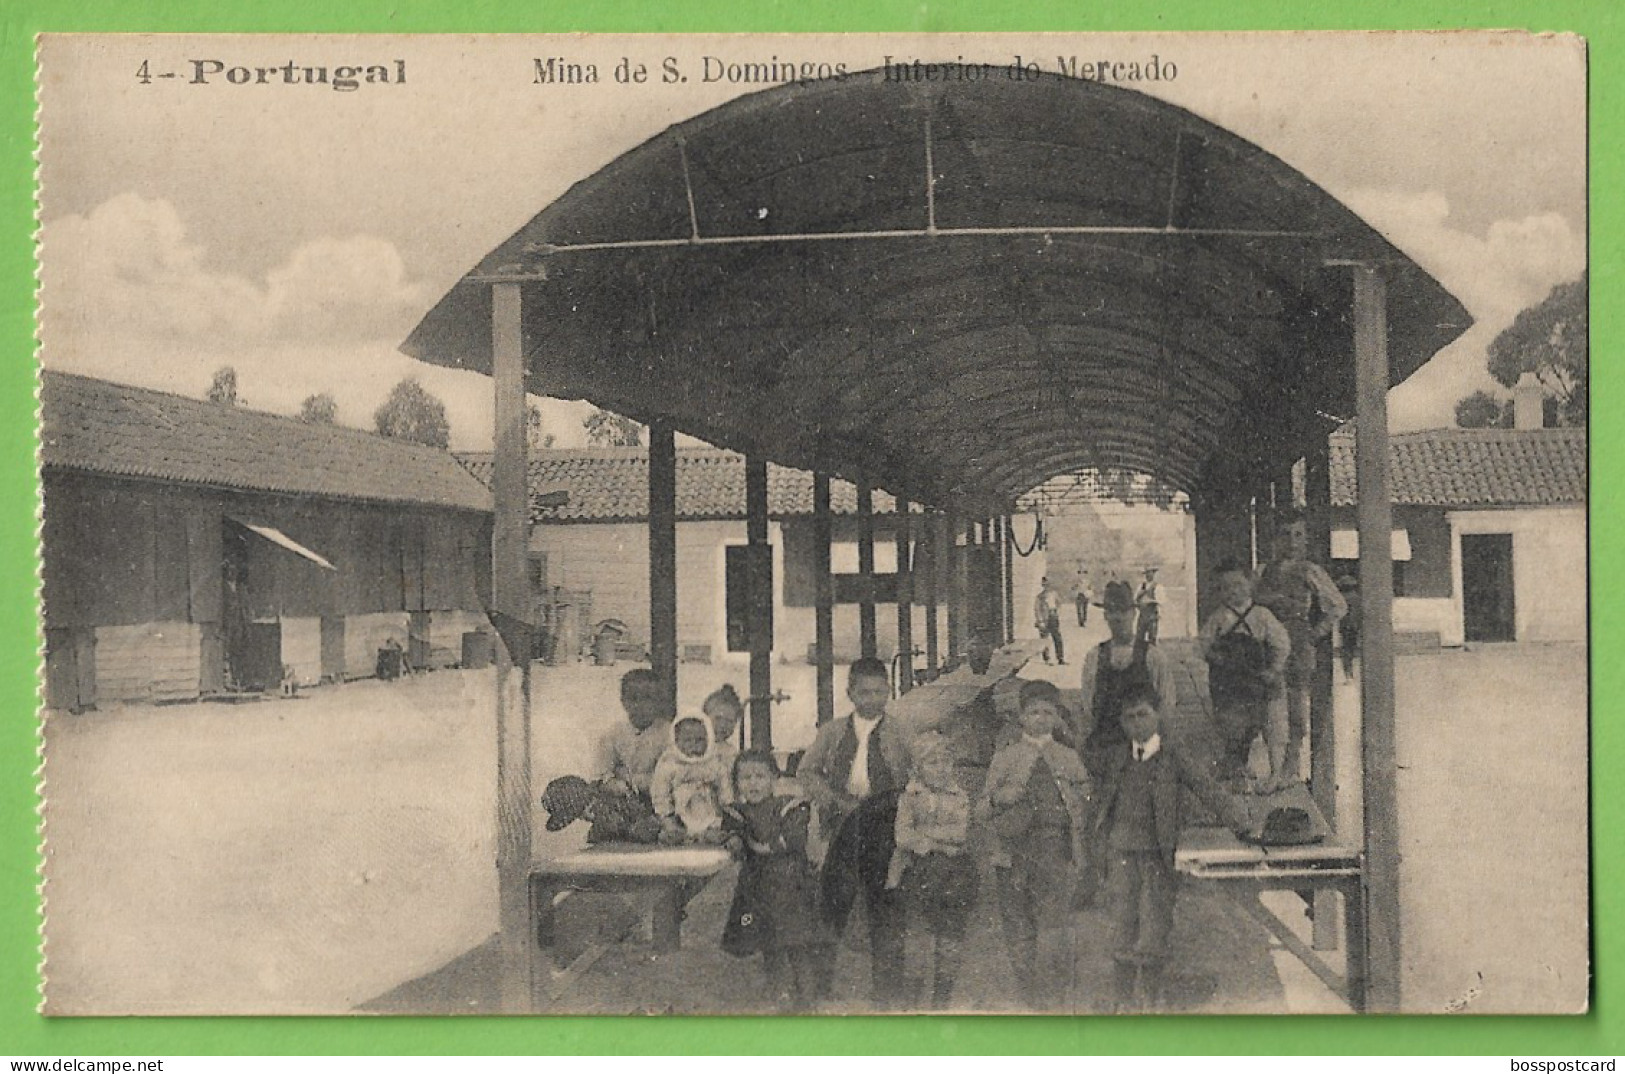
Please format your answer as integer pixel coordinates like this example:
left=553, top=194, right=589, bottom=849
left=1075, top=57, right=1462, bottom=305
left=857, top=479, right=877, bottom=659
left=1354, top=264, right=1402, bottom=1012
left=945, top=506, right=962, bottom=662
left=745, top=455, right=772, bottom=750
left=813, top=472, right=835, bottom=726
left=490, top=282, right=534, bottom=1012
left=895, top=497, right=914, bottom=694
left=924, top=510, right=940, bottom=675
left=648, top=422, right=678, bottom=720
left=994, top=513, right=1007, bottom=640
left=1306, top=437, right=1340, bottom=950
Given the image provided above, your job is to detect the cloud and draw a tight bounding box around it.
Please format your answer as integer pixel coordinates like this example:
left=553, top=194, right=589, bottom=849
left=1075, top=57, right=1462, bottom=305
left=40, top=193, right=428, bottom=346
left=1341, top=189, right=1586, bottom=430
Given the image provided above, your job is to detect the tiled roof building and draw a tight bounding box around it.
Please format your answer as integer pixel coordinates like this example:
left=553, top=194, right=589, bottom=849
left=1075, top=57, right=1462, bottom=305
left=456, top=449, right=909, bottom=523
left=41, top=370, right=491, bottom=513
left=1330, top=426, right=1586, bottom=508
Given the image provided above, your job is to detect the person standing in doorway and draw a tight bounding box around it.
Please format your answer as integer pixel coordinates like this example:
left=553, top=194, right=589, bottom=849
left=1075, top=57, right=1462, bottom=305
left=1135, top=567, right=1162, bottom=645
left=1253, top=509, right=1347, bottom=783
left=1034, top=576, right=1066, bottom=665
left=1075, top=569, right=1092, bottom=629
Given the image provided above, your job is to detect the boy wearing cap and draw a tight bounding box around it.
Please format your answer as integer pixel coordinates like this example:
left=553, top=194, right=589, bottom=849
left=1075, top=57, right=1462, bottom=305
left=1077, top=580, right=1181, bottom=782
left=1093, top=685, right=1247, bottom=1011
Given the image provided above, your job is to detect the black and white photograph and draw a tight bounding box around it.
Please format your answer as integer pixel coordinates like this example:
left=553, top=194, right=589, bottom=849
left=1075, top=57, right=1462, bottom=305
left=35, top=31, right=1588, bottom=1016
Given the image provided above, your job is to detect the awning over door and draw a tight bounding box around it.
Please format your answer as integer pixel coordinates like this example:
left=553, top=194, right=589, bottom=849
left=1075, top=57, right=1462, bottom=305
left=1332, top=528, right=1411, bottom=561
left=230, top=518, right=337, bottom=571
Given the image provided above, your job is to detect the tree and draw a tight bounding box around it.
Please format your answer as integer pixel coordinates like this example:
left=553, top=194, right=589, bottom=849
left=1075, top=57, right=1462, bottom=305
left=527, top=403, right=555, bottom=450
left=1454, top=390, right=1512, bottom=429
left=374, top=378, right=450, bottom=448
left=584, top=406, right=643, bottom=447
left=1485, top=272, right=1587, bottom=426
left=207, top=366, right=240, bottom=406
left=299, top=393, right=338, bottom=425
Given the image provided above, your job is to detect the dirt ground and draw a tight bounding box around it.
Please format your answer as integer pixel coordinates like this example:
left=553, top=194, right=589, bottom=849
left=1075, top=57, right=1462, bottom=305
left=40, top=626, right=1588, bottom=1015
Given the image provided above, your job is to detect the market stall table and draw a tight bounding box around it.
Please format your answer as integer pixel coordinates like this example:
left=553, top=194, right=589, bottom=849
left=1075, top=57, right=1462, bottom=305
left=1175, top=786, right=1367, bottom=1011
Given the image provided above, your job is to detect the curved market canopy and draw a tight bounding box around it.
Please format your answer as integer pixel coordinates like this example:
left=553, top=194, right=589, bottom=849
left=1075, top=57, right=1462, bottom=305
left=403, top=70, right=1471, bottom=515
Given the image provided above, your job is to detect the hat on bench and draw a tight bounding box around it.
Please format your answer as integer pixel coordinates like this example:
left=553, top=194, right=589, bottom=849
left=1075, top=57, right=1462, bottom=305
left=1245, top=805, right=1322, bottom=846
left=541, top=775, right=594, bottom=831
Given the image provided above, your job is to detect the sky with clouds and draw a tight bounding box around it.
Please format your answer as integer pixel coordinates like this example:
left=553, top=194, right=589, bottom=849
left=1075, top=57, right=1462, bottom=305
left=37, top=32, right=1586, bottom=453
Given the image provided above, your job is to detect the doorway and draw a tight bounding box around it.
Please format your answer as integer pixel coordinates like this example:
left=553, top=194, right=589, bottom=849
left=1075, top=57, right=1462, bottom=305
left=222, top=521, right=281, bottom=690
left=1461, top=532, right=1516, bottom=642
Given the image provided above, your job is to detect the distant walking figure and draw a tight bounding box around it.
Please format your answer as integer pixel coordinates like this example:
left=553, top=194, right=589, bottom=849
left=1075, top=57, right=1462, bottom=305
left=1135, top=567, right=1162, bottom=646
left=1034, top=576, right=1066, bottom=665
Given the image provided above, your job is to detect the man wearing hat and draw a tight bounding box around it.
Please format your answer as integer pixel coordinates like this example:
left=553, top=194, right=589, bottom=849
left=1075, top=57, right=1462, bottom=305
left=1077, top=580, right=1182, bottom=782
left=1135, top=567, right=1162, bottom=645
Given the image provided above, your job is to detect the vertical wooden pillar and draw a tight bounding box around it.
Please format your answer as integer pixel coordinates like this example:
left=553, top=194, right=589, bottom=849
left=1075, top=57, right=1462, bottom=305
left=745, top=456, right=772, bottom=750
left=923, top=510, right=940, bottom=675
left=813, top=472, right=835, bottom=726
left=648, top=422, right=678, bottom=719
left=1305, top=454, right=1337, bottom=801
left=994, top=516, right=1007, bottom=640
left=1354, top=264, right=1401, bottom=1013
left=895, top=497, right=914, bottom=694
left=1306, top=438, right=1339, bottom=950
left=490, top=282, right=534, bottom=1012
left=857, top=479, right=877, bottom=660
left=945, top=506, right=962, bottom=661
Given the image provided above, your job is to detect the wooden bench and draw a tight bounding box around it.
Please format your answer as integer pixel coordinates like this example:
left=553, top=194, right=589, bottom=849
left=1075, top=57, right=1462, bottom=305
left=1175, top=788, right=1367, bottom=1011
left=528, top=844, right=734, bottom=955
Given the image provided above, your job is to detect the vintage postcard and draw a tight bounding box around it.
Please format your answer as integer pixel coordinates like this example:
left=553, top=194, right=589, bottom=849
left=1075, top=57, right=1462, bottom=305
left=35, top=32, right=1587, bottom=1016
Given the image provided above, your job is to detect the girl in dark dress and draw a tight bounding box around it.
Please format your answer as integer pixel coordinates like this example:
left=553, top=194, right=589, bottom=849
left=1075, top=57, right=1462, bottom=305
left=721, top=749, right=826, bottom=1010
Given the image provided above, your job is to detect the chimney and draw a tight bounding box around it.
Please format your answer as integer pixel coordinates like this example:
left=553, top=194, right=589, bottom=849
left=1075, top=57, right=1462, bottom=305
left=1513, top=372, right=1545, bottom=430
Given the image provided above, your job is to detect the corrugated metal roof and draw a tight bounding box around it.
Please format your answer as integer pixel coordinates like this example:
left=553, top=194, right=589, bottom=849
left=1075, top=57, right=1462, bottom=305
left=404, top=70, right=1470, bottom=511
left=1330, top=427, right=1586, bottom=507
left=40, top=371, right=492, bottom=513
left=457, top=448, right=907, bottom=523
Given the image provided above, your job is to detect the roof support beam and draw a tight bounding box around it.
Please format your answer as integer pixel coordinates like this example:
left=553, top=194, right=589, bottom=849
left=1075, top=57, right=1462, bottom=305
left=1305, top=432, right=1341, bottom=954
left=488, top=222, right=1324, bottom=271
left=813, top=471, right=835, bottom=726
left=746, top=454, right=773, bottom=750
left=1354, top=263, right=1398, bottom=1014
left=923, top=510, right=940, bottom=677
left=490, top=281, right=534, bottom=1013
left=649, top=421, right=679, bottom=718
left=895, top=496, right=914, bottom=694
left=857, top=478, right=877, bottom=660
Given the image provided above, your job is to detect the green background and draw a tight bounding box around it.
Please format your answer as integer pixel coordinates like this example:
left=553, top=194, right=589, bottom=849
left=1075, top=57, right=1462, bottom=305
left=2, top=0, right=1616, bottom=1056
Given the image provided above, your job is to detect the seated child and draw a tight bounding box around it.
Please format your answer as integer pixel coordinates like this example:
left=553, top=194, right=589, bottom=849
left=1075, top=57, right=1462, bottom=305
left=887, top=731, right=976, bottom=1009
left=575, top=667, right=674, bottom=843
left=703, top=684, right=745, bottom=765
left=597, top=667, right=674, bottom=798
left=1093, top=685, right=1248, bottom=1011
left=720, top=749, right=827, bottom=1010
left=1199, top=559, right=1291, bottom=791
left=983, top=680, right=1093, bottom=1009
left=649, top=714, right=733, bottom=844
